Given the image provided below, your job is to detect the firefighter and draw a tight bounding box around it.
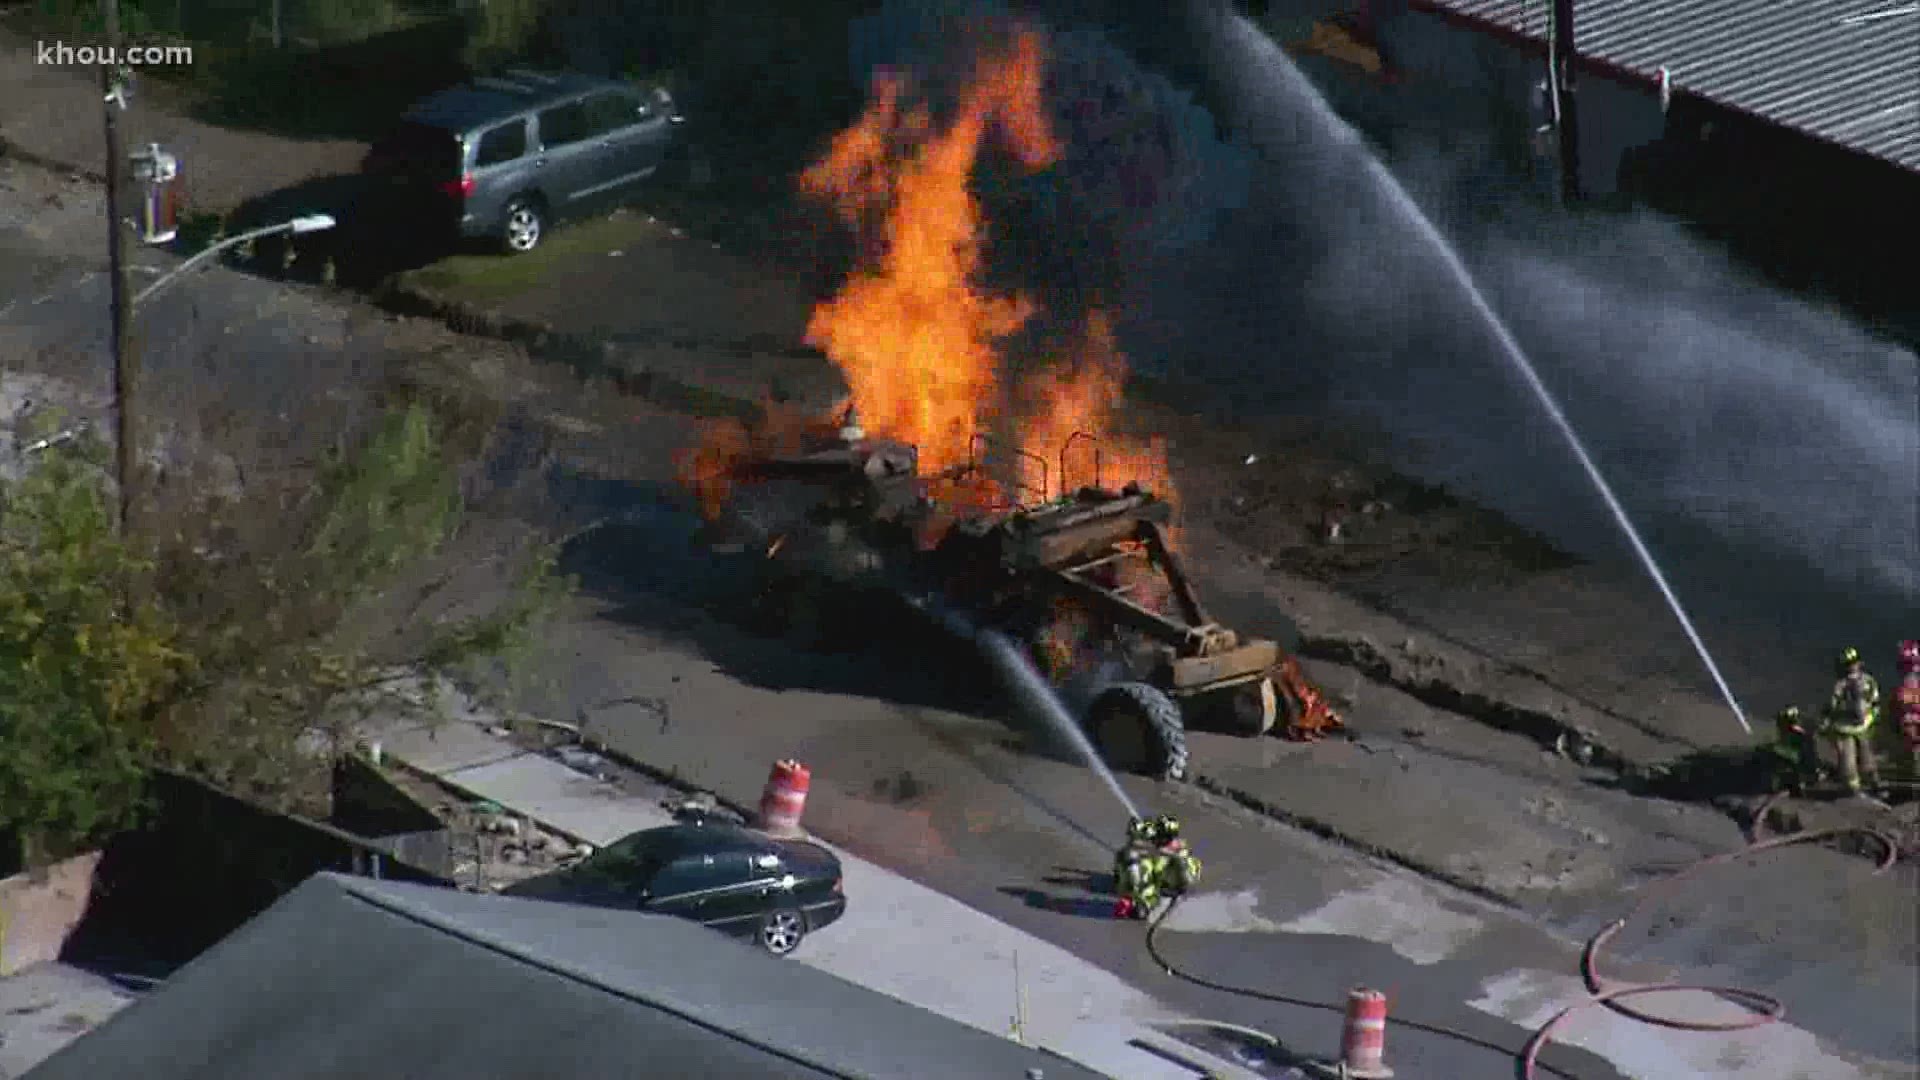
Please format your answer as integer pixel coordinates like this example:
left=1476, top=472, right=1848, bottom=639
left=1768, top=706, right=1821, bottom=794
left=1896, top=640, right=1920, bottom=785
left=1150, top=814, right=1202, bottom=897
left=1112, top=817, right=1164, bottom=920
left=1823, top=646, right=1882, bottom=797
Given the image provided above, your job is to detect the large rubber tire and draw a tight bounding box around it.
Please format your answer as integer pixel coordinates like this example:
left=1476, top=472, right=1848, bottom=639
left=1087, top=682, right=1190, bottom=782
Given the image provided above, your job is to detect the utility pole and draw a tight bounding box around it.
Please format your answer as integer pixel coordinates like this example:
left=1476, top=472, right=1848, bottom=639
left=1549, top=0, right=1582, bottom=204
left=101, top=0, right=138, bottom=538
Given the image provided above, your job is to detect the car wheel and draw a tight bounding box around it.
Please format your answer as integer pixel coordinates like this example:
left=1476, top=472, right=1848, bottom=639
left=757, top=909, right=806, bottom=957
left=502, top=198, right=544, bottom=254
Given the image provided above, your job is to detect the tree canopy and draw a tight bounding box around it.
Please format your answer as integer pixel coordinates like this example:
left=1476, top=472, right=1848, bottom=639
left=0, top=399, right=567, bottom=871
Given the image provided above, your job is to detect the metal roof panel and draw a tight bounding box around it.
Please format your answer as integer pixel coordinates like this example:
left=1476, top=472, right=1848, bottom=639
left=1410, top=0, right=1920, bottom=170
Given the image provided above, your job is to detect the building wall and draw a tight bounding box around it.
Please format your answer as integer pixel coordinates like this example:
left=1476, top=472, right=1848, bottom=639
left=1370, top=7, right=1667, bottom=197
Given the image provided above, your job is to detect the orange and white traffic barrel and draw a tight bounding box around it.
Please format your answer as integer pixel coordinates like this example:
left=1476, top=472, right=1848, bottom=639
left=1329, top=987, right=1394, bottom=1078
left=758, top=759, right=811, bottom=837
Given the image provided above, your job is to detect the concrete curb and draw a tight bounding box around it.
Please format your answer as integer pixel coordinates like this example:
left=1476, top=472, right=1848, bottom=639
left=1297, top=632, right=1644, bottom=774
left=369, top=278, right=836, bottom=424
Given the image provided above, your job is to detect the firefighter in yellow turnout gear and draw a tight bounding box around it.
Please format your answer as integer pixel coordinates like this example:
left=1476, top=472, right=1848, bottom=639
left=1824, top=647, right=1882, bottom=796
left=1150, top=814, right=1202, bottom=898
left=1112, top=815, right=1202, bottom=920
left=1113, top=817, right=1163, bottom=920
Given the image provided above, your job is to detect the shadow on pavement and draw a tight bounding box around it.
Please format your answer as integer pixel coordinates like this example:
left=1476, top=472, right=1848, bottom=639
left=553, top=467, right=996, bottom=716
left=220, top=172, right=449, bottom=290
left=996, top=884, right=1116, bottom=920
left=1043, top=866, right=1114, bottom=892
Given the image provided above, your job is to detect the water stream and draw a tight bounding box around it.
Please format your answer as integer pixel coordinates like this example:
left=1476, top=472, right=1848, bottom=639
left=976, top=629, right=1144, bottom=819
left=906, top=588, right=1143, bottom=818
left=1211, top=13, right=1753, bottom=734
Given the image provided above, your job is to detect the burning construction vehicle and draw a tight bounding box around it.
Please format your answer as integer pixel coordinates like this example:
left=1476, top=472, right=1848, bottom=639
left=693, top=407, right=1341, bottom=781
left=679, top=28, right=1340, bottom=780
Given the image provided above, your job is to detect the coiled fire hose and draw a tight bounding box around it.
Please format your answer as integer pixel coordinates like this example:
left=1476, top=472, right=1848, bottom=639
left=1145, top=795, right=1901, bottom=1079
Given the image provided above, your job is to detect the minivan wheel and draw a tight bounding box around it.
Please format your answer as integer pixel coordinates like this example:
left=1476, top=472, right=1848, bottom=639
left=758, top=909, right=805, bottom=956
left=502, top=199, right=544, bottom=253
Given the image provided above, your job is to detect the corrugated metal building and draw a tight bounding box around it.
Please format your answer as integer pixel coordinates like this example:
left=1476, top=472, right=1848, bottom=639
left=1403, top=0, right=1919, bottom=172
left=25, top=873, right=1103, bottom=1080
left=1346, top=0, right=1920, bottom=197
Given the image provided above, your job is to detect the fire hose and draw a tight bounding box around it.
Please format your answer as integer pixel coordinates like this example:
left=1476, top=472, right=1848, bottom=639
left=1144, top=795, right=1901, bottom=1079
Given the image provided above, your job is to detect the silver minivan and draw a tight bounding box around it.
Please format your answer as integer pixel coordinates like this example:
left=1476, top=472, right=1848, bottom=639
left=363, top=69, right=683, bottom=254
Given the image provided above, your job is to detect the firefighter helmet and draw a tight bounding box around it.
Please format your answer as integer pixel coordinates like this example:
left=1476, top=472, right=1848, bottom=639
left=1127, top=817, right=1156, bottom=843
left=1837, top=646, right=1862, bottom=673
left=1153, top=814, right=1181, bottom=841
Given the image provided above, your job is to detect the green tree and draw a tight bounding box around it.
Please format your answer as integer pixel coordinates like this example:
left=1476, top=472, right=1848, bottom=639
left=0, top=393, right=569, bottom=867
left=0, top=436, right=188, bottom=869
left=151, top=400, right=567, bottom=810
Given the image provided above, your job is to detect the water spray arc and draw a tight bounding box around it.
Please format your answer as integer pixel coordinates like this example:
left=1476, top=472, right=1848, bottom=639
left=978, top=630, right=1144, bottom=820
left=1214, top=13, right=1751, bottom=735
left=908, top=591, right=1143, bottom=819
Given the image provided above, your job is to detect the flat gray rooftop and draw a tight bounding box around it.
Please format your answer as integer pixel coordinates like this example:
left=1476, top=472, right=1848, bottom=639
left=25, top=873, right=1102, bottom=1080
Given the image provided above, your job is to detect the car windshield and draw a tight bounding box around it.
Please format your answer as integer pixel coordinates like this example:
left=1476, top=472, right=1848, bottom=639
left=572, top=830, right=678, bottom=887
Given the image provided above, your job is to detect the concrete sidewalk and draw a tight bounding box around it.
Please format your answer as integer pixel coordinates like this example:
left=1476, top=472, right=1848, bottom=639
left=359, top=700, right=1268, bottom=1080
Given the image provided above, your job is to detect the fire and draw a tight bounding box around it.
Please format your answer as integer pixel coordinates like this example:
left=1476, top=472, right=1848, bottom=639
left=801, top=29, right=1172, bottom=505
left=677, top=417, right=750, bottom=521
left=801, top=33, right=1057, bottom=476
left=682, top=28, right=1177, bottom=523
left=1015, top=309, right=1170, bottom=497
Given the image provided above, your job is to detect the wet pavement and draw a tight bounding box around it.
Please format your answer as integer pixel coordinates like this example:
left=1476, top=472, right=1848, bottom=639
left=475, top=479, right=1915, bottom=1078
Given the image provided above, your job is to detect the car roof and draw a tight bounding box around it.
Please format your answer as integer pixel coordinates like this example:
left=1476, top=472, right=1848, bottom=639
left=620, top=823, right=837, bottom=864
left=400, top=69, right=622, bottom=132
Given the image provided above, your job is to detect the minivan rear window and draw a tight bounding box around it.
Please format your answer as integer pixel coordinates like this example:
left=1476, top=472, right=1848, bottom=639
left=366, top=122, right=462, bottom=180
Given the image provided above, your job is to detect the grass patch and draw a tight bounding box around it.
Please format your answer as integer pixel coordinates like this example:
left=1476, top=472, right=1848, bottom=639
left=394, top=212, right=664, bottom=303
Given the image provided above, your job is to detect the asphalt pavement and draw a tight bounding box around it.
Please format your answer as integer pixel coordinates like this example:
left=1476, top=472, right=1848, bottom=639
left=511, top=570, right=1917, bottom=1079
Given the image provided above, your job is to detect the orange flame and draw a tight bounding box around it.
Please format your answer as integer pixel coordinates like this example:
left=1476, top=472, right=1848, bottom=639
left=801, top=33, right=1059, bottom=477
left=685, top=28, right=1175, bottom=528
left=1014, top=308, right=1170, bottom=495
left=676, top=417, right=752, bottom=521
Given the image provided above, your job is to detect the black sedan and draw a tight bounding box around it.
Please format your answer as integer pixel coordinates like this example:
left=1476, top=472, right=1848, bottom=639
left=505, top=822, right=846, bottom=956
